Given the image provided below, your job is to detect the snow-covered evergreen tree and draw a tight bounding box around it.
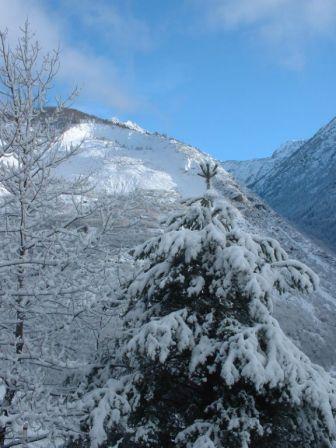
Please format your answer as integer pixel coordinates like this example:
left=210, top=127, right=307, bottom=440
left=82, top=168, right=336, bottom=447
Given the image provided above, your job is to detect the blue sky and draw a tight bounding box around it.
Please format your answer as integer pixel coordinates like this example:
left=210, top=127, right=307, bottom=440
left=1, top=0, right=336, bottom=160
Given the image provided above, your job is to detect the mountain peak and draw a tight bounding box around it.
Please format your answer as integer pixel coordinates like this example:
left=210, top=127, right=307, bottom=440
left=109, top=117, right=148, bottom=134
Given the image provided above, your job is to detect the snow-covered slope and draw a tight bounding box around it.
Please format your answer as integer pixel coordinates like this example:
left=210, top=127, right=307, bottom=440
left=58, top=119, right=241, bottom=199
left=223, top=118, right=336, bottom=252
left=56, top=111, right=336, bottom=371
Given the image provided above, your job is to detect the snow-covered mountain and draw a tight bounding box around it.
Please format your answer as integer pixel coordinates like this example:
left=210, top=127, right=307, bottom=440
left=57, top=110, right=243, bottom=199
left=223, top=118, right=336, bottom=252
left=224, top=140, right=305, bottom=188
left=55, top=109, right=336, bottom=371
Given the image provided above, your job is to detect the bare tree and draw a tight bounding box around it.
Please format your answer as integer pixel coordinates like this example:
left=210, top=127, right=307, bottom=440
left=0, top=22, right=100, bottom=446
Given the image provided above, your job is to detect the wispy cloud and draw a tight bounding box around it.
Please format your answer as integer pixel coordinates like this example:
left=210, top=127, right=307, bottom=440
left=198, top=0, right=336, bottom=68
left=62, top=0, right=153, bottom=53
left=0, top=0, right=149, bottom=112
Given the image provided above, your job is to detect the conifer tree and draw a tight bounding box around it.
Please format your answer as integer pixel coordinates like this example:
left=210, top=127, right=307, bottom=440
left=197, top=161, right=218, bottom=190
left=79, top=166, right=336, bottom=448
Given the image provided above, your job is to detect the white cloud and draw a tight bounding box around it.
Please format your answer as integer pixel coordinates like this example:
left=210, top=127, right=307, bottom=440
left=200, top=0, right=336, bottom=68
left=0, top=0, right=144, bottom=112
left=60, top=48, right=137, bottom=111
left=64, top=0, right=153, bottom=53
left=0, top=0, right=60, bottom=47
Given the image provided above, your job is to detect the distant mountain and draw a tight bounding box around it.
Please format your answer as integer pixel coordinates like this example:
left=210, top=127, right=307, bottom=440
left=224, top=140, right=305, bottom=188
left=48, top=109, right=336, bottom=371
left=223, top=118, right=336, bottom=252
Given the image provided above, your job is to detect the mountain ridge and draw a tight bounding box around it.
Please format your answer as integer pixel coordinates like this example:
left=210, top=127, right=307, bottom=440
left=223, top=116, right=336, bottom=252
